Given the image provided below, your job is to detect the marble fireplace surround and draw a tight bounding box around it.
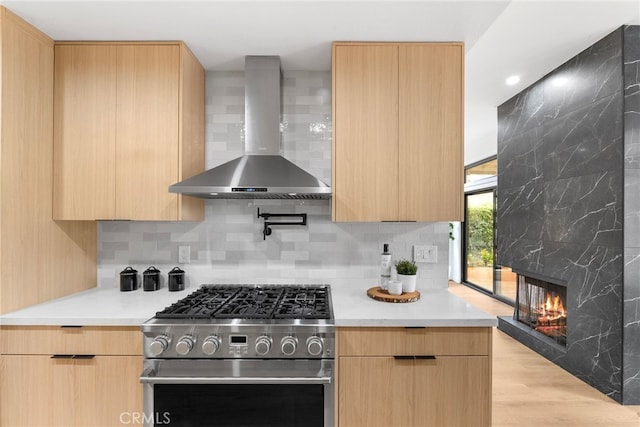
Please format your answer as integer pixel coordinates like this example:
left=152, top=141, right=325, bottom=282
left=496, top=26, right=640, bottom=404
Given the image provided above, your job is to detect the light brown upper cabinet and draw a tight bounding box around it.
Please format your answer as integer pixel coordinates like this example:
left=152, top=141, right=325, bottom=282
left=53, top=42, right=204, bottom=221
left=332, top=42, right=464, bottom=222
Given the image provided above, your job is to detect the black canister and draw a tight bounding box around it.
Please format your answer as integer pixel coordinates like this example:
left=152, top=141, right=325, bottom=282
left=119, top=266, right=138, bottom=292
left=168, top=267, right=185, bottom=292
left=143, top=266, right=161, bottom=291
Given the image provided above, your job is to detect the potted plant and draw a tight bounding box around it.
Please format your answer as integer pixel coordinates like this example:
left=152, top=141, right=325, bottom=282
left=395, top=259, right=418, bottom=293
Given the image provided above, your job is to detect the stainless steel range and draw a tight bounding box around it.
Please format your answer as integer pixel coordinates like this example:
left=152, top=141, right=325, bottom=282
left=140, top=284, right=335, bottom=427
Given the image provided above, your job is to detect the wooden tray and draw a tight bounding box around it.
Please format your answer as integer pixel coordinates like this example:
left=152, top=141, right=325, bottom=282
left=367, top=286, right=420, bottom=303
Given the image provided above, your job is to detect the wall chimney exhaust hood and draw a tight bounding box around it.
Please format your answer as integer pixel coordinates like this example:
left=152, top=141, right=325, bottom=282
left=169, top=56, right=331, bottom=200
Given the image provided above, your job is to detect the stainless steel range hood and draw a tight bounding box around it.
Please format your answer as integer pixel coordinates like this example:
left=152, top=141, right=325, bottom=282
left=169, top=56, right=331, bottom=200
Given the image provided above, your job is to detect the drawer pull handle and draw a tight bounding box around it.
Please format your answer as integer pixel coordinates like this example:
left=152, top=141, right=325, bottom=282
left=394, top=355, right=437, bottom=360
left=50, top=354, right=95, bottom=359
left=60, top=325, right=83, bottom=328
left=404, top=327, right=426, bottom=329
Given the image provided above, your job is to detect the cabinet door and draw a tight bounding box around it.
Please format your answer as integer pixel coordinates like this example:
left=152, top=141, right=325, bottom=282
left=399, top=44, right=464, bottom=221
left=75, top=355, right=143, bottom=426
left=177, top=45, right=206, bottom=221
left=0, top=355, right=143, bottom=427
left=339, top=355, right=491, bottom=427
left=338, top=357, right=413, bottom=427
left=332, top=45, right=399, bottom=222
left=0, top=355, right=75, bottom=426
left=115, top=45, right=180, bottom=220
left=413, top=356, right=490, bottom=427
left=53, top=45, right=117, bottom=220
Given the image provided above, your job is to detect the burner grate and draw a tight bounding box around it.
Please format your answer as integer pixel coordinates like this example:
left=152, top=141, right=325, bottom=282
left=155, top=284, right=331, bottom=320
left=274, top=287, right=331, bottom=319
left=214, top=287, right=284, bottom=319
left=155, top=286, right=240, bottom=319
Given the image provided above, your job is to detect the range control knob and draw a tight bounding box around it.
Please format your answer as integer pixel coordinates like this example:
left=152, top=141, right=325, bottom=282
left=255, top=336, right=272, bottom=356
left=306, top=336, right=324, bottom=356
left=176, top=335, right=195, bottom=356
left=149, top=336, right=169, bottom=357
left=280, top=336, right=297, bottom=356
left=201, top=336, right=220, bottom=356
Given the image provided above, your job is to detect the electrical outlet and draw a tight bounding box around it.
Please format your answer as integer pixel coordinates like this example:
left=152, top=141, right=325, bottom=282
left=178, top=245, right=191, bottom=264
left=413, top=245, right=437, bottom=263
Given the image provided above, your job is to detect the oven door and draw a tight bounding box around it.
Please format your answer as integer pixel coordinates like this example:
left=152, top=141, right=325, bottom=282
left=140, top=358, right=334, bottom=427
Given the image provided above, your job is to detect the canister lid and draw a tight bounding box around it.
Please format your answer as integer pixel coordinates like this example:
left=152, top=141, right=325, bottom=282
left=143, top=266, right=160, bottom=275
left=169, top=266, right=184, bottom=275
left=120, top=266, right=137, bottom=275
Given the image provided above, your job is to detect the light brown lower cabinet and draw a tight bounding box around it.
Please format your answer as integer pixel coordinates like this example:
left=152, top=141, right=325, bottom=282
left=0, top=326, right=142, bottom=427
left=337, top=327, right=492, bottom=427
left=0, top=354, right=142, bottom=426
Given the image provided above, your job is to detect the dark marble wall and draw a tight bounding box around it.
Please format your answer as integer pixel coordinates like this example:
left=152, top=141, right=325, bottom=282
left=497, top=28, right=629, bottom=402
left=623, top=25, right=640, bottom=405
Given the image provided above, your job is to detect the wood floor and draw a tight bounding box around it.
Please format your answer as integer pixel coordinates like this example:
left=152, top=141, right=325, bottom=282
left=448, top=281, right=640, bottom=427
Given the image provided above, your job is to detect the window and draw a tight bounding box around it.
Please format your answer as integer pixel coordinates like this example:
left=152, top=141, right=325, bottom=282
left=465, top=158, right=496, bottom=183
left=462, top=157, right=515, bottom=303
left=465, top=191, right=494, bottom=293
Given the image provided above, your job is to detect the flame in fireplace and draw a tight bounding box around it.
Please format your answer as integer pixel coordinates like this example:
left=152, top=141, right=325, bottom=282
left=535, top=293, right=567, bottom=339
left=541, top=295, right=566, bottom=318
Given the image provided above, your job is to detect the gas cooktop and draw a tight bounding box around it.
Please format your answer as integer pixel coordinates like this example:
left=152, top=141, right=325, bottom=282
left=155, top=284, right=332, bottom=320
left=143, top=284, right=334, bottom=359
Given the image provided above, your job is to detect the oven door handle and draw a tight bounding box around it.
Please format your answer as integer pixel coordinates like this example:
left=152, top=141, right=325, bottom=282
left=140, top=369, right=332, bottom=385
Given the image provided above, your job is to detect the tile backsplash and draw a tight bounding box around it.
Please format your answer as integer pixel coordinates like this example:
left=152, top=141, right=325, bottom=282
left=97, top=70, right=449, bottom=290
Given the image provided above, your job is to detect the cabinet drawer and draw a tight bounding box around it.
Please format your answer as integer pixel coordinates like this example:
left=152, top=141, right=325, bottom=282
left=337, top=327, right=491, bottom=356
left=0, top=326, right=141, bottom=355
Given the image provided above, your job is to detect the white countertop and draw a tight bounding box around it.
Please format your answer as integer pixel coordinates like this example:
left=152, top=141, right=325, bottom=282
left=0, top=286, right=194, bottom=326
left=0, top=283, right=497, bottom=327
left=332, top=286, right=497, bottom=327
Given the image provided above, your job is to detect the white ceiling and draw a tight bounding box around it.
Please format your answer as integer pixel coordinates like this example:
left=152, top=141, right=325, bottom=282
left=2, top=0, right=639, bottom=164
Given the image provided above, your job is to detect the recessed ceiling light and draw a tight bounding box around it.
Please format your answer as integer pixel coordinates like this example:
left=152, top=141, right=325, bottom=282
left=505, top=75, right=520, bottom=86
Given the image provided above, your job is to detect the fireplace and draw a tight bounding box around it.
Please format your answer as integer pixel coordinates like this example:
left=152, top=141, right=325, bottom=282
left=514, top=275, right=567, bottom=346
